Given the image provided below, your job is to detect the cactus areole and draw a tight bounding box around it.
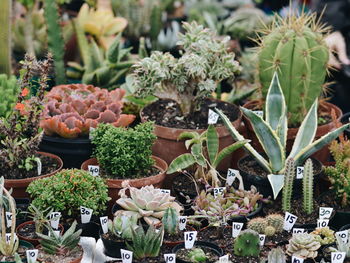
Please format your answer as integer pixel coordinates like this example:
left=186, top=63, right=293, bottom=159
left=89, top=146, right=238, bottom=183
left=258, top=12, right=329, bottom=126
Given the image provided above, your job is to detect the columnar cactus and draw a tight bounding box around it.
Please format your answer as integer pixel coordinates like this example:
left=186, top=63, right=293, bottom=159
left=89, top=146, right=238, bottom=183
left=267, top=247, right=286, bottom=263
left=0, top=0, right=11, bottom=75
left=233, top=229, right=260, bottom=257
left=286, top=233, right=321, bottom=259
left=282, top=158, right=295, bottom=212
left=162, top=207, right=179, bottom=236
left=303, top=159, right=314, bottom=215
left=257, top=12, right=329, bottom=125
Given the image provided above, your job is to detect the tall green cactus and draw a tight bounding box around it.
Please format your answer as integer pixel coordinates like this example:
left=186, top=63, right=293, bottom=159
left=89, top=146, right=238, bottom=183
left=303, top=159, right=314, bottom=215
left=0, top=0, right=12, bottom=75
left=258, top=12, right=329, bottom=125
left=43, top=0, right=66, bottom=85
left=282, top=158, right=295, bottom=212
left=162, top=207, right=178, bottom=236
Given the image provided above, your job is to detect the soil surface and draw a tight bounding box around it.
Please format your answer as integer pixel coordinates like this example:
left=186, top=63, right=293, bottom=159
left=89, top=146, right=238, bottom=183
left=164, top=226, right=195, bottom=244
left=318, top=190, right=350, bottom=213
left=100, top=166, right=161, bottom=180
left=37, top=246, right=83, bottom=263
left=101, top=232, right=125, bottom=243
left=142, top=98, right=240, bottom=129
left=197, top=226, right=234, bottom=254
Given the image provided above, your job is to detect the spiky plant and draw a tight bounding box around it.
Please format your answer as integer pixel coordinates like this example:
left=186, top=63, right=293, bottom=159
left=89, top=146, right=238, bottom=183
left=162, top=207, right=179, bottom=236
left=303, top=159, right=314, bottom=215
left=107, top=214, right=138, bottom=240
left=0, top=0, right=12, bottom=75
left=27, top=204, right=53, bottom=234
left=282, top=158, right=295, bottom=212
left=257, top=11, right=330, bottom=125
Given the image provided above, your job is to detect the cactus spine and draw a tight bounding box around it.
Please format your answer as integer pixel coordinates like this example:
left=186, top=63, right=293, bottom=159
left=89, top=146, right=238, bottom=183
left=0, top=0, right=12, bottom=75
left=247, top=217, right=268, bottom=234
left=44, top=0, right=66, bottom=85
left=162, top=207, right=178, bottom=236
left=233, top=229, right=260, bottom=257
left=258, top=12, right=329, bottom=125
left=248, top=214, right=284, bottom=236
left=282, top=158, right=295, bottom=212
left=266, top=214, right=284, bottom=233
left=303, top=159, right=314, bottom=214
left=267, top=247, right=286, bottom=263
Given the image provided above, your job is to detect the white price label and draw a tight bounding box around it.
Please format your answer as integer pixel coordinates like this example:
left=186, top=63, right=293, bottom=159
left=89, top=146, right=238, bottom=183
left=232, top=222, right=243, bottom=237
left=49, top=212, right=61, bottom=229
left=293, top=228, right=305, bottom=236
left=179, top=216, right=187, bottom=231
left=292, top=256, right=304, bottom=263
left=80, top=206, right=93, bottom=224
left=160, top=189, right=171, bottom=194
left=100, top=216, right=108, bottom=234
left=317, top=219, right=329, bottom=228
left=214, top=187, right=225, bottom=198
left=319, top=207, right=333, bottom=219
left=253, top=111, right=264, bottom=118
left=219, top=255, right=230, bottom=262
left=336, top=230, right=349, bottom=244
left=296, top=166, right=304, bottom=179
left=284, top=212, right=298, bottom=231
left=88, top=165, right=100, bottom=176
left=5, top=233, right=17, bottom=243
left=184, top=231, right=197, bottom=249
left=121, top=249, right=133, bottom=263
left=331, top=252, right=346, bottom=263
left=226, top=169, right=239, bottom=186
left=208, top=109, right=219, bottom=124
left=259, top=234, right=266, bottom=246
left=164, top=253, right=176, bottom=263
left=5, top=212, right=12, bottom=228
left=36, top=158, right=42, bottom=176
left=26, top=249, right=38, bottom=263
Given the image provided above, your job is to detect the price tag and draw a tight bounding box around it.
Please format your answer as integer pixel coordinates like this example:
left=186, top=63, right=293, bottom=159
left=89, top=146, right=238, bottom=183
left=89, top=127, right=95, bottom=140
left=317, top=219, right=329, bottom=228
left=179, top=216, right=187, bottom=231
left=214, top=187, right=225, bottom=198
left=219, top=255, right=230, bottom=262
left=232, top=222, right=243, bottom=237
left=5, top=233, right=17, bottom=243
left=5, top=212, right=12, bottom=228
left=253, top=111, right=264, bottom=118
left=208, top=109, right=219, bottom=124
left=259, top=234, right=266, bottom=246
left=319, top=207, right=333, bottom=219
left=160, top=189, right=171, bottom=194
left=121, top=249, right=133, bottom=263
left=291, top=256, right=304, bottom=263
left=26, top=249, right=38, bottom=263
left=296, top=166, right=304, bottom=179
left=293, top=228, right=305, bottom=236
left=164, top=253, right=176, bottom=263
left=336, top=230, right=349, bottom=244
left=284, top=212, right=298, bottom=231
left=49, top=212, right=61, bottom=229
left=184, top=231, right=197, bottom=249
left=100, top=216, right=108, bottom=234
left=88, top=165, right=99, bottom=176
left=80, top=206, right=93, bottom=224
left=226, top=169, right=239, bottom=186
left=36, top=158, right=42, bottom=176
left=331, top=252, right=346, bottom=263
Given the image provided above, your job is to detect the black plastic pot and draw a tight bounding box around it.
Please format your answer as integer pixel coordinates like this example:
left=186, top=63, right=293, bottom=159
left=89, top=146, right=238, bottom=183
left=340, top=224, right=350, bottom=231
left=39, top=135, right=93, bottom=168
left=100, top=229, right=127, bottom=258
left=238, top=155, right=323, bottom=198
left=340, top=112, right=350, bottom=139
left=79, top=221, right=100, bottom=241
left=172, top=241, right=223, bottom=263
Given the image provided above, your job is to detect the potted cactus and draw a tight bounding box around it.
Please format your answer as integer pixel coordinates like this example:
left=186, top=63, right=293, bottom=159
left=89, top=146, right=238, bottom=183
left=172, top=241, right=223, bottom=263
left=39, top=83, right=135, bottom=168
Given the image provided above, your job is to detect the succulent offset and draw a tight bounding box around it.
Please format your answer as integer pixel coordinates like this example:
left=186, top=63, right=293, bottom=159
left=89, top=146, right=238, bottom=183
left=286, top=233, right=321, bottom=259
left=40, top=84, right=135, bottom=138
left=115, top=185, right=183, bottom=226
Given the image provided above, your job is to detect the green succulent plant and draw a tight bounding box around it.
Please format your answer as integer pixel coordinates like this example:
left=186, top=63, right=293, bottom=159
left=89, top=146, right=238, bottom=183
left=233, top=229, right=260, bottom=257
left=27, top=204, right=53, bottom=234
left=311, top=227, right=335, bottom=245
left=188, top=248, right=207, bottom=263
left=267, top=247, right=286, bottom=263
left=247, top=214, right=284, bottom=236
left=286, top=233, right=320, bottom=259
left=334, top=229, right=350, bottom=258
left=162, top=207, right=179, bottom=236
left=107, top=214, right=138, bottom=240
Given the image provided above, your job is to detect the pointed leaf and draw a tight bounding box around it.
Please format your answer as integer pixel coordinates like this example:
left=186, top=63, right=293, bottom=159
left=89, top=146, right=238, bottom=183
left=167, top=154, right=196, bottom=174
left=207, top=124, right=218, bottom=164
left=267, top=174, right=284, bottom=199
left=178, top=132, right=197, bottom=141
left=213, top=140, right=250, bottom=168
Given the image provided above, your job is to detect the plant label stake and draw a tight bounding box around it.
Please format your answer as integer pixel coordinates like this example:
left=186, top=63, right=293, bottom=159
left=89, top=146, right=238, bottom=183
left=89, top=127, right=95, bottom=140
left=160, top=189, right=171, bottom=194
left=336, top=230, right=349, bottom=244
left=232, top=222, right=243, bottom=237
left=291, top=256, right=304, bottom=263
left=253, top=111, right=263, bottom=118
left=293, top=228, right=305, bottom=236
left=317, top=219, right=329, bottom=228
left=214, top=187, right=225, bottom=198
left=296, top=166, right=304, bottom=179
left=178, top=216, right=187, bottom=231
left=36, top=158, right=42, bottom=176
left=226, top=169, right=239, bottom=186
left=319, top=207, right=333, bottom=219
left=164, top=253, right=176, bottom=263
left=5, top=212, right=12, bottom=228
left=219, top=255, right=230, bottom=262
left=259, top=234, right=266, bottom=246
left=331, top=252, right=346, bottom=263
left=5, top=233, right=17, bottom=244
left=120, top=249, right=133, bottom=263
left=184, top=231, right=197, bottom=249
left=26, top=249, right=38, bottom=263
left=88, top=165, right=99, bottom=176
left=284, top=212, right=297, bottom=231
left=48, top=212, right=61, bottom=230
left=100, top=216, right=108, bottom=234
left=208, top=109, right=219, bottom=124
left=80, top=206, right=93, bottom=224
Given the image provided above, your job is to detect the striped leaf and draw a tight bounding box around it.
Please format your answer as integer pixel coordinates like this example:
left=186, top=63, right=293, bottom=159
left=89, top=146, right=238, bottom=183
left=207, top=124, right=219, bottom=164
left=213, top=140, right=249, bottom=168
left=167, top=153, right=196, bottom=174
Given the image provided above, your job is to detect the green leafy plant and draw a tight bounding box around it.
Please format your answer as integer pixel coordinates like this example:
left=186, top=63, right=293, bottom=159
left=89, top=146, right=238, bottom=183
left=107, top=214, right=138, bottom=240
left=286, top=233, right=320, bottom=259
left=0, top=0, right=11, bottom=75
left=247, top=214, right=284, bottom=236
left=27, top=204, right=53, bottom=234
left=187, top=248, right=207, bottom=262
left=0, top=75, right=19, bottom=118
left=216, top=72, right=349, bottom=198
left=167, top=124, right=248, bottom=187
left=233, top=229, right=260, bottom=257
left=132, top=22, right=241, bottom=117
left=91, top=122, right=156, bottom=178
left=27, top=169, right=109, bottom=218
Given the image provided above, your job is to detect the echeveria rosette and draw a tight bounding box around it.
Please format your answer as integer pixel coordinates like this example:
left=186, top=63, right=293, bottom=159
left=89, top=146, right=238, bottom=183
left=286, top=233, right=321, bottom=259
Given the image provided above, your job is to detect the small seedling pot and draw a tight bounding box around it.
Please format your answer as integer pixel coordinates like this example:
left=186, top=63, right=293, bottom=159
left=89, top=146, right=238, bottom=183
left=100, top=229, right=127, bottom=258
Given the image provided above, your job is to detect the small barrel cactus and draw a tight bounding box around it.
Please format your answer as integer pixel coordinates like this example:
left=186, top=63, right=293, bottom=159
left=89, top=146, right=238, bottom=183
left=286, top=233, right=321, bottom=259
left=267, top=247, right=286, bottom=263
left=266, top=214, right=284, bottom=233
left=311, top=227, right=335, bottom=245
left=233, top=229, right=260, bottom=257
left=247, top=214, right=284, bottom=236
left=188, top=248, right=207, bottom=263
left=162, top=207, right=179, bottom=236
left=247, top=217, right=268, bottom=234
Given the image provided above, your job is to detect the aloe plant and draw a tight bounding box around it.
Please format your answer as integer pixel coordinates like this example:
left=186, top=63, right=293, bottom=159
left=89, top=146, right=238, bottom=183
left=216, top=72, right=350, bottom=199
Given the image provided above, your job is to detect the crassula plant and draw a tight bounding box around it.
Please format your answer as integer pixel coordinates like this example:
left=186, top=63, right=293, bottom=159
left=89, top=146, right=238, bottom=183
left=40, top=84, right=135, bottom=139
left=132, top=21, right=241, bottom=117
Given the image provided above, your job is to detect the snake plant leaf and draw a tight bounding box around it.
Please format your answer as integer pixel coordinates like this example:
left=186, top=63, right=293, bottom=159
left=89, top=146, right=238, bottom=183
left=213, top=140, right=250, bottom=168
left=268, top=174, right=284, bottom=199
left=241, top=107, right=285, bottom=173
left=167, top=153, right=196, bottom=174
left=288, top=99, right=318, bottom=159
left=215, top=108, right=271, bottom=173
left=207, top=124, right=219, bottom=164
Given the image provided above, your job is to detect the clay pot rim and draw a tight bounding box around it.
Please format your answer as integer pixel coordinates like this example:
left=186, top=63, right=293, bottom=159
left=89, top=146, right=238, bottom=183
left=16, top=220, right=64, bottom=242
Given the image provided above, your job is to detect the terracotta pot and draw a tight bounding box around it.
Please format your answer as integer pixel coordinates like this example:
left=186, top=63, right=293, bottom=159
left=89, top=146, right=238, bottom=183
left=37, top=245, right=82, bottom=263
left=4, top=152, right=63, bottom=199
left=81, top=156, right=168, bottom=211
left=242, top=100, right=343, bottom=164
left=16, top=221, right=64, bottom=246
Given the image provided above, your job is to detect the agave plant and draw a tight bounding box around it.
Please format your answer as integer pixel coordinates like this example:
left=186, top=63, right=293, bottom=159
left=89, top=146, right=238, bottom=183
left=215, top=72, right=349, bottom=199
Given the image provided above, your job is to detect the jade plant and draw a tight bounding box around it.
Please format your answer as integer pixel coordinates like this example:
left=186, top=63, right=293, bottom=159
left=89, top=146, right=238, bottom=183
left=167, top=124, right=248, bottom=187
left=115, top=185, right=183, bottom=226
left=216, top=72, right=349, bottom=198
left=247, top=214, right=284, bottom=237
left=40, top=84, right=135, bottom=139
left=286, top=233, right=321, bottom=259
left=132, top=21, right=241, bottom=117
left=257, top=12, right=330, bottom=126
left=233, top=229, right=260, bottom=257
left=27, top=169, right=109, bottom=218
left=0, top=74, right=19, bottom=118
left=107, top=214, right=138, bottom=240
left=310, top=227, right=335, bottom=245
